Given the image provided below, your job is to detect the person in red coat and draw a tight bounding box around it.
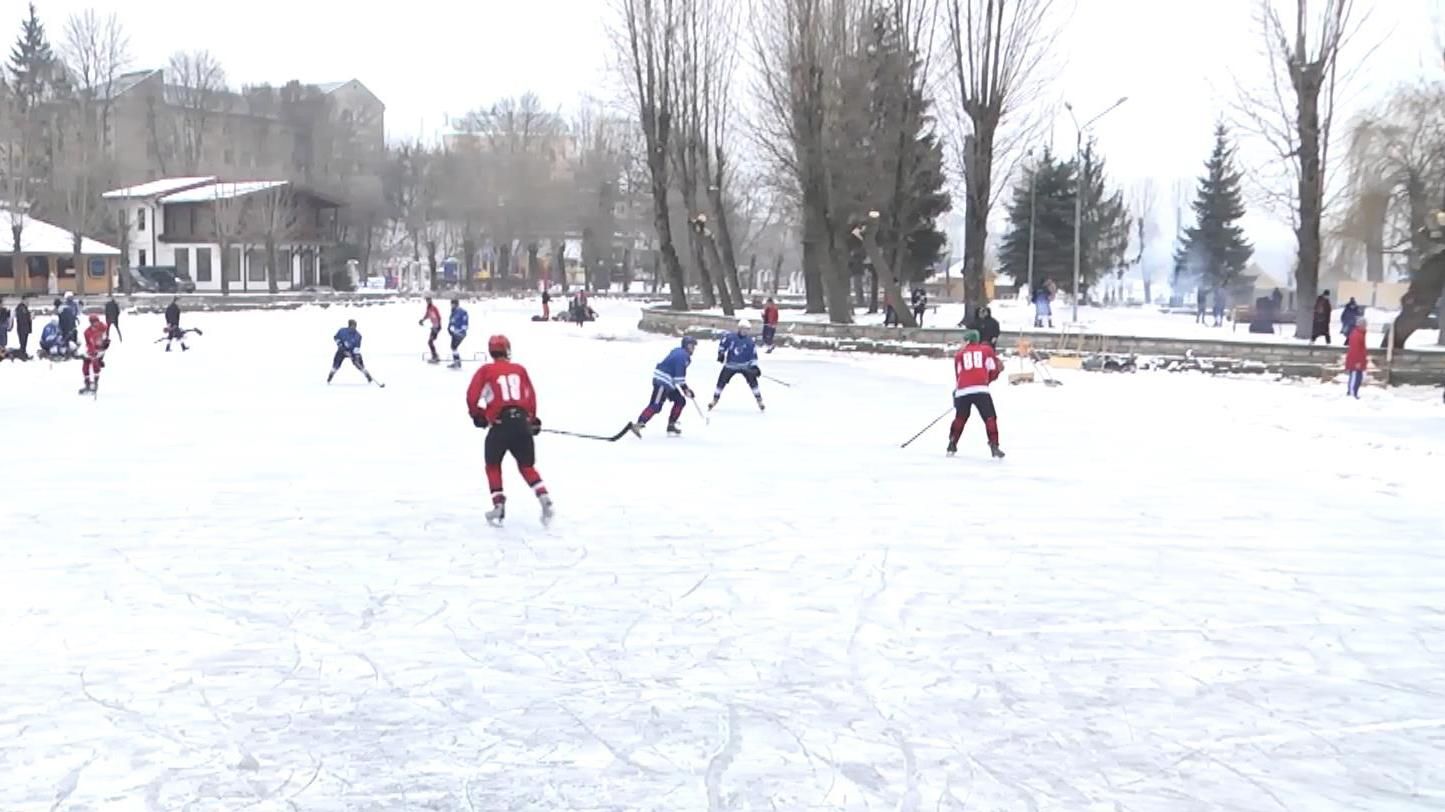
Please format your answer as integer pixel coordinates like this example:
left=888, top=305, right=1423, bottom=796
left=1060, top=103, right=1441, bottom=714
left=762, top=298, right=780, bottom=353
left=80, top=313, right=109, bottom=395
left=418, top=296, right=442, bottom=363
left=466, top=334, right=553, bottom=526
left=949, top=329, right=1005, bottom=458
left=1345, top=318, right=1368, bottom=399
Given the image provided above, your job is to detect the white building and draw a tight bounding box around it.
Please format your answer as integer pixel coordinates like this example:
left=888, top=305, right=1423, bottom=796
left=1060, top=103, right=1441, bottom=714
left=103, top=178, right=342, bottom=292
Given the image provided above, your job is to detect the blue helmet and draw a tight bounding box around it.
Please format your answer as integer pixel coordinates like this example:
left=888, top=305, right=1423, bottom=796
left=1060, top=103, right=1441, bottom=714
left=681, top=336, right=698, bottom=349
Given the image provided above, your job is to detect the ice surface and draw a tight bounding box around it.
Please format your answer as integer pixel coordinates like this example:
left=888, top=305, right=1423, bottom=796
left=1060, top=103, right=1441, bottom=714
left=2, top=299, right=1443, bottom=810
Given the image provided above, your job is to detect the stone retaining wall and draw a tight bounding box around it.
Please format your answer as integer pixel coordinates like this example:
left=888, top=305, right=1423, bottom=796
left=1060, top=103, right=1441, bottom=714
left=638, top=307, right=1445, bottom=386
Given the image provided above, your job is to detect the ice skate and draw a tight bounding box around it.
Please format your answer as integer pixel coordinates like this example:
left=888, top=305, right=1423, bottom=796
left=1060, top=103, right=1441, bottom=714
left=426, top=357, right=441, bottom=365
left=756, top=397, right=765, bottom=412
left=707, top=398, right=718, bottom=411
left=448, top=359, right=463, bottom=370
left=666, top=422, right=682, bottom=436
left=627, top=421, right=644, bottom=438
left=485, top=503, right=506, bottom=527
left=539, top=495, right=555, bottom=526
left=990, top=444, right=1006, bottom=459
left=946, top=441, right=957, bottom=457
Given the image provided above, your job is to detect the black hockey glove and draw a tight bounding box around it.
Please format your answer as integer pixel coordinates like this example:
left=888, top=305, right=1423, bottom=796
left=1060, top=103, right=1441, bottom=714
left=717, top=352, right=725, bottom=363
left=529, top=418, right=542, bottom=436
left=101, top=340, right=111, bottom=351
left=750, top=364, right=760, bottom=376
left=472, top=414, right=488, bottom=429
left=682, top=385, right=695, bottom=399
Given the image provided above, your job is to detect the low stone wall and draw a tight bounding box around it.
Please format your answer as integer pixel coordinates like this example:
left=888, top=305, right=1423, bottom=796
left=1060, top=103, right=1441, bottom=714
left=638, top=307, right=1445, bottom=386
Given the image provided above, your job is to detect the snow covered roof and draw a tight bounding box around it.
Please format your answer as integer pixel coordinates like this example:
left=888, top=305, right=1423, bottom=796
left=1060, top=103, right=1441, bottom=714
left=159, top=181, right=288, bottom=204
left=0, top=210, right=119, bottom=255
left=103, top=177, right=217, bottom=200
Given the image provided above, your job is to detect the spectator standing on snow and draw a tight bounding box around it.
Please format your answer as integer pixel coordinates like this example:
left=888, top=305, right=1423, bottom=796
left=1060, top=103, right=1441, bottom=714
left=1212, top=288, right=1227, bottom=327
left=1345, top=318, right=1368, bottom=398
left=1340, top=297, right=1362, bottom=340
left=1196, top=288, right=1208, bottom=324
left=974, top=305, right=1002, bottom=348
left=911, top=287, right=927, bottom=326
left=541, top=288, right=551, bottom=321
left=0, top=297, right=10, bottom=353
left=1311, top=291, right=1333, bottom=345
left=104, top=297, right=122, bottom=341
left=762, top=298, right=780, bottom=353
left=1033, top=280, right=1056, bottom=328
left=15, top=295, right=32, bottom=359
left=883, top=287, right=897, bottom=327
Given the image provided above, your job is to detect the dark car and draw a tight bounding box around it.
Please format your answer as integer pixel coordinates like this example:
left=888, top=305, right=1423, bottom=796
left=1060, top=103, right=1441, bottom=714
left=127, top=265, right=197, bottom=293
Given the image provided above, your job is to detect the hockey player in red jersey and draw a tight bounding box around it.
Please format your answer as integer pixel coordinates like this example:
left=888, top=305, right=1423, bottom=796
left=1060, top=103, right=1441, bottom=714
left=465, top=334, right=554, bottom=526
left=949, top=329, right=1004, bottom=458
left=79, top=313, right=110, bottom=395
left=418, top=296, right=442, bottom=363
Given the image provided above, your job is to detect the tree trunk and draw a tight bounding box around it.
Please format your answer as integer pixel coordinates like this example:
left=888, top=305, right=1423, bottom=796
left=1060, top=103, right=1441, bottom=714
left=963, top=128, right=996, bottom=313
left=708, top=189, right=745, bottom=309
left=265, top=236, right=279, bottom=294
left=1365, top=201, right=1386, bottom=283
left=425, top=240, right=438, bottom=290
left=1293, top=78, right=1324, bottom=339
left=771, top=254, right=783, bottom=295
left=822, top=228, right=854, bottom=324
left=463, top=236, right=477, bottom=292
left=1437, top=289, right=1445, bottom=346
left=1390, top=248, right=1445, bottom=348
left=800, top=202, right=828, bottom=314
left=862, top=229, right=916, bottom=328
left=869, top=268, right=879, bottom=313
left=220, top=241, right=231, bottom=295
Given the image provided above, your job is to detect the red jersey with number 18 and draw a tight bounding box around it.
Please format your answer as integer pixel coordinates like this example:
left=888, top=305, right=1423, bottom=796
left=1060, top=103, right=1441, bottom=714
left=953, top=342, right=1000, bottom=396
left=467, top=360, right=538, bottom=424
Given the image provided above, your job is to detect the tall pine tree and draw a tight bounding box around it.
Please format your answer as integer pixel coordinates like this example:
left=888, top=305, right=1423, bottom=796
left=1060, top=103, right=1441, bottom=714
left=1175, top=123, right=1253, bottom=295
left=998, top=147, right=1128, bottom=297
left=8, top=3, right=63, bottom=113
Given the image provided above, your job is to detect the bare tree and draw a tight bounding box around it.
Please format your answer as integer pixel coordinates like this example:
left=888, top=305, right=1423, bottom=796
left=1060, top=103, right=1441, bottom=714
left=61, top=10, right=130, bottom=294
left=1131, top=181, right=1158, bottom=303
left=166, top=50, right=227, bottom=174
left=1234, top=0, right=1361, bottom=338
left=255, top=185, right=300, bottom=293
left=210, top=189, right=247, bottom=296
left=943, top=0, right=1056, bottom=312
left=613, top=0, right=690, bottom=308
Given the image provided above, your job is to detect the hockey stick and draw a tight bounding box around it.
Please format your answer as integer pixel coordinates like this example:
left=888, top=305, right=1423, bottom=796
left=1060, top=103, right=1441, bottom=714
left=900, top=408, right=952, bottom=449
left=688, top=392, right=710, bottom=425
left=761, top=373, right=793, bottom=388
left=542, top=425, right=633, bottom=442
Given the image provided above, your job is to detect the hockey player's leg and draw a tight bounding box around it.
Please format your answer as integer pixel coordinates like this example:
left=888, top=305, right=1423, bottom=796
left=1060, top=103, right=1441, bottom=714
left=634, top=384, right=668, bottom=431
left=745, top=369, right=764, bottom=410
left=710, top=369, right=734, bottom=409
left=483, top=428, right=508, bottom=525
left=947, top=396, right=971, bottom=455
left=977, top=394, right=1004, bottom=457
left=667, top=390, right=687, bottom=434
left=513, top=429, right=553, bottom=525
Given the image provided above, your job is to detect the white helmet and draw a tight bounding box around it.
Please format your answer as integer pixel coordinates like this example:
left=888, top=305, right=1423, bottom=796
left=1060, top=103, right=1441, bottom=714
left=737, top=319, right=752, bottom=332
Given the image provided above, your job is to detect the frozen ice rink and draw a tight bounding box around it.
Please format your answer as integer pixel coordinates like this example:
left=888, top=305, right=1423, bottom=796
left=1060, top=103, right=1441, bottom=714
left=2, top=299, right=1443, bottom=810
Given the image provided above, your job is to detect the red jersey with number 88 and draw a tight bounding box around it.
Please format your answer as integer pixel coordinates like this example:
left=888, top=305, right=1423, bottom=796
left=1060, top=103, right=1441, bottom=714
left=953, top=342, right=1000, bottom=396
left=467, top=360, right=538, bottom=424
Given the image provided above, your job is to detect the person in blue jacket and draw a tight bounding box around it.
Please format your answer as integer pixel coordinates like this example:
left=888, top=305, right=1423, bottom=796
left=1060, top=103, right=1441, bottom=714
left=709, top=318, right=764, bottom=411
left=327, top=319, right=378, bottom=385
left=630, top=336, right=697, bottom=436
left=447, top=298, right=469, bottom=368
left=38, top=319, right=62, bottom=359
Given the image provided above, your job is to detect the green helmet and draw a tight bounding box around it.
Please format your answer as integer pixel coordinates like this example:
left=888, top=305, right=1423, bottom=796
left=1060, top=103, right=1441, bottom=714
left=962, top=329, right=981, bottom=344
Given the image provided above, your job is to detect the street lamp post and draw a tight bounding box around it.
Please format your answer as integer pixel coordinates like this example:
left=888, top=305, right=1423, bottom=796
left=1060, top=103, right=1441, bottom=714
left=1026, top=148, right=1037, bottom=303
left=1065, top=97, right=1128, bottom=323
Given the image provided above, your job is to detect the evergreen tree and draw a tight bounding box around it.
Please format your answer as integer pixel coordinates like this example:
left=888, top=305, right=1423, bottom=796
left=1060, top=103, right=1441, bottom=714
left=7, top=3, right=63, bottom=112
left=1174, top=123, right=1253, bottom=295
left=999, top=147, right=1127, bottom=297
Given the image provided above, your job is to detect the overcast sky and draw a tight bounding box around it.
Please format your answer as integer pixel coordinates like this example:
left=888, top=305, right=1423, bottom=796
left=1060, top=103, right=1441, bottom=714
left=4, top=0, right=1441, bottom=282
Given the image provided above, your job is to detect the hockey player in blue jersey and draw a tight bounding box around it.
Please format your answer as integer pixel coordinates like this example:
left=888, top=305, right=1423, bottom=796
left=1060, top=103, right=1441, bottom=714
left=327, top=319, right=381, bottom=386
left=629, top=336, right=697, bottom=436
left=447, top=298, right=469, bottom=368
left=708, top=319, right=764, bottom=411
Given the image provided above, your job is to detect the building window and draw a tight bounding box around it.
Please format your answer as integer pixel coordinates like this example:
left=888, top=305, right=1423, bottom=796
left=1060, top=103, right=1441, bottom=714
left=89, top=258, right=106, bottom=278
left=27, top=256, right=48, bottom=278
left=196, top=247, right=213, bottom=282
left=58, top=257, right=76, bottom=278
left=278, top=248, right=293, bottom=286
left=137, top=207, right=146, bottom=231
left=175, top=247, right=191, bottom=279
left=247, top=249, right=266, bottom=282
left=0, top=256, right=12, bottom=278
left=139, top=249, right=148, bottom=267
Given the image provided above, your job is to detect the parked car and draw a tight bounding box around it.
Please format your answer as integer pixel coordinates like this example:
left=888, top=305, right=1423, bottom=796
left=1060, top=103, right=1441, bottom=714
left=127, top=265, right=196, bottom=293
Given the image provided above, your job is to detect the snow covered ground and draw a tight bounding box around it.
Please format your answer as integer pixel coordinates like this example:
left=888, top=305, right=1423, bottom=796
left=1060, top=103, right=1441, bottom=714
left=760, top=298, right=1445, bottom=350
left=2, top=299, right=1443, bottom=810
